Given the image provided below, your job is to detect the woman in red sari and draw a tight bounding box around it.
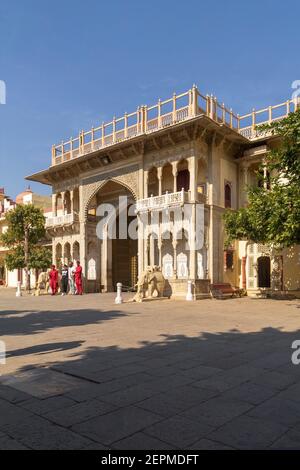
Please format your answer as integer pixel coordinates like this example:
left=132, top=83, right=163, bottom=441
left=49, top=265, right=58, bottom=295
left=75, top=260, right=83, bottom=295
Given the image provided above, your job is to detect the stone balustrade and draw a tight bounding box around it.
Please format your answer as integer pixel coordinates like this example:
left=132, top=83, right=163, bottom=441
left=45, top=212, right=78, bottom=228
left=136, top=190, right=191, bottom=212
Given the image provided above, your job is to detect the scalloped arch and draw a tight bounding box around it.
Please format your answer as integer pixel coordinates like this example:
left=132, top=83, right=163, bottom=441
left=83, top=176, right=138, bottom=221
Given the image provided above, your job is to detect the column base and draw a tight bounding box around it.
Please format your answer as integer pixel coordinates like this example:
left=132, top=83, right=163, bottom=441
left=165, top=278, right=211, bottom=300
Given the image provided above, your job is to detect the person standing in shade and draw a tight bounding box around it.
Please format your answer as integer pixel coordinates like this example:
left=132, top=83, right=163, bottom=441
left=75, top=260, right=83, bottom=295
left=61, top=264, right=69, bottom=296
left=68, top=261, right=76, bottom=295
left=49, top=265, right=58, bottom=296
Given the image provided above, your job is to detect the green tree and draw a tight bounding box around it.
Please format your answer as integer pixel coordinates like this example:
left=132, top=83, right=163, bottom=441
left=224, top=109, right=300, bottom=248
left=0, top=204, right=47, bottom=292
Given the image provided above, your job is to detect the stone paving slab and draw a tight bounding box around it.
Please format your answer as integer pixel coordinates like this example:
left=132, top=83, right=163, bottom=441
left=0, top=368, right=87, bottom=398
left=4, top=415, right=95, bottom=450
left=0, top=290, right=300, bottom=449
left=111, top=432, right=175, bottom=450
left=180, top=397, right=253, bottom=428
left=221, top=382, right=278, bottom=405
left=247, top=396, right=300, bottom=426
left=20, top=395, right=76, bottom=416
left=72, top=405, right=163, bottom=445
left=136, top=386, right=218, bottom=418
left=0, top=435, right=30, bottom=450
left=43, top=399, right=117, bottom=427
left=143, top=415, right=215, bottom=448
left=208, top=415, right=288, bottom=450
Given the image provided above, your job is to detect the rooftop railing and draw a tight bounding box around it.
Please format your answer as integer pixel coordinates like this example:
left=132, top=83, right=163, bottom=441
left=51, top=87, right=299, bottom=166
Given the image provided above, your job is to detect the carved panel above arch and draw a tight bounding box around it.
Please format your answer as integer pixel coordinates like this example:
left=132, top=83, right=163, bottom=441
left=81, top=165, right=139, bottom=220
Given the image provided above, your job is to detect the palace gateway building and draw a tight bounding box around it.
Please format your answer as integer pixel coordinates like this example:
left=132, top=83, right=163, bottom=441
left=27, top=86, right=300, bottom=299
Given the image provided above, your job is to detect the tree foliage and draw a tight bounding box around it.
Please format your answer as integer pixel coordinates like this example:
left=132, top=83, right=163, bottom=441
left=29, top=246, right=52, bottom=270
left=1, top=204, right=45, bottom=248
left=224, top=109, right=300, bottom=248
left=0, top=204, right=48, bottom=289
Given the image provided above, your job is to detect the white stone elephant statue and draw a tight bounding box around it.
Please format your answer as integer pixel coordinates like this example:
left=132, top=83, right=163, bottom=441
left=35, top=271, right=50, bottom=296
left=132, top=266, right=165, bottom=302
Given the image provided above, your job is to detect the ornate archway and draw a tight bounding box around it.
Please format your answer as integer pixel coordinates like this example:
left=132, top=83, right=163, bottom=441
left=82, top=170, right=139, bottom=222
left=85, top=179, right=138, bottom=292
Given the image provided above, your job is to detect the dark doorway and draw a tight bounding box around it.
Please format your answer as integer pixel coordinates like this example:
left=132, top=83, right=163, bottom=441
left=112, top=214, right=138, bottom=290
left=257, top=256, right=271, bottom=288
left=177, top=170, right=190, bottom=192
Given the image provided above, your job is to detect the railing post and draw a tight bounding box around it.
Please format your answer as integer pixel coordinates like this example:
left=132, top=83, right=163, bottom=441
left=222, top=103, right=226, bottom=123
left=70, top=137, right=73, bottom=158
left=268, top=106, right=272, bottom=123
left=51, top=145, right=56, bottom=165
left=205, top=94, right=210, bottom=116
left=158, top=99, right=162, bottom=128
left=252, top=109, right=256, bottom=135
left=91, top=127, right=94, bottom=150
left=173, top=92, right=177, bottom=123
left=214, top=97, right=217, bottom=120
left=101, top=122, right=105, bottom=147
left=113, top=116, right=116, bottom=143
left=79, top=131, right=83, bottom=154
left=61, top=141, right=64, bottom=160
left=192, top=84, right=198, bottom=116
left=124, top=113, right=128, bottom=138
left=188, top=89, right=193, bottom=116
left=237, top=113, right=240, bottom=131
left=230, top=109, right=233, bottom=128
left=82, top=131, right=85, bottom=151
left=143, top=105, right=147, bottom=133
left=137, top=106, right=140, bottom=133
left=210, top=94, right=214, bottom=119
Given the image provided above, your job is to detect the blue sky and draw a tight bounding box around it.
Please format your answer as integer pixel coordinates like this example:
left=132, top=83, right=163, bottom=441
left=0, top=0, right=299, bottom=198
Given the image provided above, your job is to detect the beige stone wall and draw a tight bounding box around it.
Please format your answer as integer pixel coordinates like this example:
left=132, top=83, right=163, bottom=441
left=282, top=245, right=300, bottom=291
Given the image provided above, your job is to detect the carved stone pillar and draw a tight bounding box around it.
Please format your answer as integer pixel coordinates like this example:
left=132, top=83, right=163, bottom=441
left=52, top=194, right=57, bottom=217
left=158, top=236, right=162, bottom=269
left=172, top=239, right=178, bottom=279
left=61, top=191, right=66, bottom=215
left=70, top=190, right=74, bottom=213
left=189, top=203, right=197, bottom=279
left=242, top=165, right=249, bottom=206
left=137, top=214, right=144, bottom=277
left=157, top=167, right=163, bottom=196
left=188, top=157, right=198, bottom=201
left=242, top=256, right=247, bottom=290
left=144, top=170, right=149, bottom=199
left=172, top=161, right=178, bottom=193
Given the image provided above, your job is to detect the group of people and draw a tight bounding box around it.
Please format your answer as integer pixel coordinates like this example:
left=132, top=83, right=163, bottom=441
left=49, top=260, right=83, bottom=296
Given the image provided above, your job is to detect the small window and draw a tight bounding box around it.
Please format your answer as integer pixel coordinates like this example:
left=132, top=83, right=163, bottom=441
left=224, top=250, right=234, bottom=271
left=224, top=183, right=232, bottom=208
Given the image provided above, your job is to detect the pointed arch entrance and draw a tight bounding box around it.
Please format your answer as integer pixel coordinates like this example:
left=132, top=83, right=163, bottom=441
left=86, top=180, right=138, bottom=292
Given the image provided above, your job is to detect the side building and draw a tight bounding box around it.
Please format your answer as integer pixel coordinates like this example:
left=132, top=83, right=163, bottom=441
left=26, top=86, right=300, bottom=298
left=0, top=187, right=52, bottom=288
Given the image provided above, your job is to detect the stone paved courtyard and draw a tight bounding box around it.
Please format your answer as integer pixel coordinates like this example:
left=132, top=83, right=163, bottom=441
left=0, top=288, right=300, bottom=449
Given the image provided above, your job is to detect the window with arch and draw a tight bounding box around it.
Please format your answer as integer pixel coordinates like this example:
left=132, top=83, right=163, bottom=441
left=224, top=182, right=232, bottom=208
